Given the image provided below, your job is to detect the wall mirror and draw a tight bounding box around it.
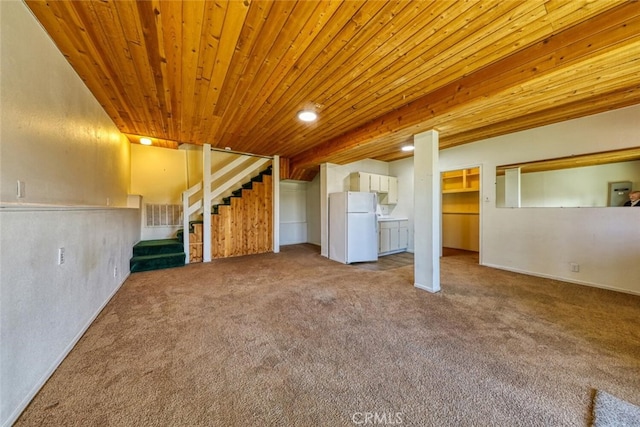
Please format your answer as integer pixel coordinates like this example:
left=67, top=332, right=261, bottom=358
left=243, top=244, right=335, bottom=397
left=495, top=147, right=640, bottom=208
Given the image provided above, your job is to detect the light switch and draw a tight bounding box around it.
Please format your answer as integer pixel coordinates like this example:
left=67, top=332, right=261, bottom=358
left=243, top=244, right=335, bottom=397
left=16, top=180, right=25, bottom=198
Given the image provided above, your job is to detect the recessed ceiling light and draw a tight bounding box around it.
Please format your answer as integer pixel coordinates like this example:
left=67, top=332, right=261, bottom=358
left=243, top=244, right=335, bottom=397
left=401, top=145, right=415, bottom=152
left=140, top=137, right=152, bottom=146
left=297, top=110, right=317, bottom=122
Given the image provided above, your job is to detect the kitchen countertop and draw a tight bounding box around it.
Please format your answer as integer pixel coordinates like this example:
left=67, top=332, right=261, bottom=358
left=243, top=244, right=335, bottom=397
left=377, top=216, right=408, bottom=222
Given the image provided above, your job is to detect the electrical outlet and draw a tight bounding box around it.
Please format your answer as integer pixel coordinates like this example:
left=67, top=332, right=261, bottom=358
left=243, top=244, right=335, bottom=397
left=570, top=262, right=579, bottom=272
left=113, top=266, right=118, bottom=278
left=58, top=247, right=65, bottom=265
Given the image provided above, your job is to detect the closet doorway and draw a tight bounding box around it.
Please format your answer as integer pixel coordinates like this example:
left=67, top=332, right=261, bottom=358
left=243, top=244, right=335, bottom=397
left=441, top=167, right=480, bottom=261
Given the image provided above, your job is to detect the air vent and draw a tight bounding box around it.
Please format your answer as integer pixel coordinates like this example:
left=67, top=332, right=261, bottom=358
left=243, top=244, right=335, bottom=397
left=145, top=204, right=183, bottom=227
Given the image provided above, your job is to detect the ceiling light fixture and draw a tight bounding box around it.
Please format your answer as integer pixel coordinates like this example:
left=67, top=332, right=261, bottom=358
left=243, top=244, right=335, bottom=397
left=297, top=110, right=317, bottom=122
left=401, top=145, right=415, bottom=152
left=140, top=137, right=152, bottom=146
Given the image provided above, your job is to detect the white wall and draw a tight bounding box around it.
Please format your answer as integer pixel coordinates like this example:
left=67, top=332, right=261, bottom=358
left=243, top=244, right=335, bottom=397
left=131, top=144, right=188, bottom=204
left=0, top=2, right=140, bottom=426
left=438, top=104, right=640, bottom=295
left=306, top=174, right=321, bottom=246
left=389, top=157, right=415, bottom=251
left=280, top=181, right=308, bottom=245
left=496, top=160, right=640, bottom=207
left=130, top=144, right=188, bottom=240
left=0, top=209, right=140, bottom=426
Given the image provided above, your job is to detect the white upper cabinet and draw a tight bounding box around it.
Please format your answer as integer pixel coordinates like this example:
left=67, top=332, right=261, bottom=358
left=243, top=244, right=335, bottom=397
left=350, top=172, right=371, bottom=192
left=349, top=172, right=398, bottom=204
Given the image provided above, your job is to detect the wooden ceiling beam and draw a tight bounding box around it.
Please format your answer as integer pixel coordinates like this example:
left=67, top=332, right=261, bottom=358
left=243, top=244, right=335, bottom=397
left=289, top=1, right=640, bottom=171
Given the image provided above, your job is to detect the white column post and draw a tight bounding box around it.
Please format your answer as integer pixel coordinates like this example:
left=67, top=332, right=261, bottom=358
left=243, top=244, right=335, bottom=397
left=320, top=163, right=328, bottom=257
left=273, top=155, right=280, bottom=253
left=182, top=191, right=190, bottom=264
left=413, top=130, right=441, bottom=293
left=203, top=144, right=212, bottom=262
left=504, top=167, right=521, bottom=208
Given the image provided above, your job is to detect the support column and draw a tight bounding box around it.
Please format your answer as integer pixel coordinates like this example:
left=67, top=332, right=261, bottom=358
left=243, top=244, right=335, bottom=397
left=203, top=144, right=212, bottom=262
left=413, top=130, right=440, bottom=293
left=273, top=155, right=280, bottom=253
left=320, top=163, right=328, bottom=257
left=504, top=167, right=521, bottom=208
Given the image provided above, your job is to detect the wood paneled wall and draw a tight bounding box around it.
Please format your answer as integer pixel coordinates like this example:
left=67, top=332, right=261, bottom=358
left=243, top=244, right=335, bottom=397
left=211, top=174, right=273, bottom=259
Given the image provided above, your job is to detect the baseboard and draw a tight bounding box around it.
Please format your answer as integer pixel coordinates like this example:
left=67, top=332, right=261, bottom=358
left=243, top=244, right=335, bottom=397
left=414, top=282, right=440, bottom=293
left=482, top=263, right=640, bottom=296
left=3, top=272, right=130, bottom=427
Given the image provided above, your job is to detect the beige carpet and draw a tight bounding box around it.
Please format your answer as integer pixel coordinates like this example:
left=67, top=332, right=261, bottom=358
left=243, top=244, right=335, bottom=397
left=16, top=244, right=640, bottom=426
left=592, top=390, right=640, bottom=426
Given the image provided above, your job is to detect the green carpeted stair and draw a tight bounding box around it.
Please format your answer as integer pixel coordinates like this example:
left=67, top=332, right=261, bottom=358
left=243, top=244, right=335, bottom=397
left=130, top=239, right=185, bottom=273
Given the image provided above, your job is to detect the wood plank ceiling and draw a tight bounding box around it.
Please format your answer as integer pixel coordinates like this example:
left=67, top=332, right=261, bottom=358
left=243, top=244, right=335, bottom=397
left=25, top=0, right=640, bottom=180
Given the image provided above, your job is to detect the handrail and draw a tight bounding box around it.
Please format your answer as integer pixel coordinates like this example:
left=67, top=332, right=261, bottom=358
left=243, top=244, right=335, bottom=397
left=208, top=156, right=248, bottom=187
left=210, top=146, right=273, bottom=159
left=211, top=158, right=269, bottom=200
left=184, top=181, right=202, bottom=198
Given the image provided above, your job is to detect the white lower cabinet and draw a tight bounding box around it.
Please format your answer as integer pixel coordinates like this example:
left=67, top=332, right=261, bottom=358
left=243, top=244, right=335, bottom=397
left=378, top=220, right=408, bottom=255
left=379, top=227, right=390, bottom=253
left=398, top=224, right=408, bottom=249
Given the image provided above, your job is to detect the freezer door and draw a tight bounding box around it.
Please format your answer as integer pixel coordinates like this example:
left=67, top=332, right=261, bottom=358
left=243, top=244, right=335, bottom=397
left=346, top=212, right=378, bottom=263
left=347, top=191, right=376, bottom=213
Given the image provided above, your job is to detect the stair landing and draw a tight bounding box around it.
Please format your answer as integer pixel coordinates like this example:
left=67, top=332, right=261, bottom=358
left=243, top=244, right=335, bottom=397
left=130, top=239, right=185, bottom=272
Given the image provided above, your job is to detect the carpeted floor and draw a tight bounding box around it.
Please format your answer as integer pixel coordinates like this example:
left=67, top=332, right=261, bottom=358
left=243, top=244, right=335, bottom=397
left=15, top=244, right=640, bottom=426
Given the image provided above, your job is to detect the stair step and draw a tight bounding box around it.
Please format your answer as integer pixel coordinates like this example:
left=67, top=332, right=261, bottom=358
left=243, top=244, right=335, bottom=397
left=242, top=182, right=253, bottom=190
left=222, top=196, right=240, bottom=204
left=133, top=239, right=184, bottom=257
left=176, top=219, right=204, bottom=240
left=232, top=189, right=243, bottom=197
left=130, top=253, right=185, bottom=273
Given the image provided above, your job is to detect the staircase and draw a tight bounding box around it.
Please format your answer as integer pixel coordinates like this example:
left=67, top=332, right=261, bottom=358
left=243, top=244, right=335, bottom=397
left=186, top=165, right=273, bottom=262
left=129, top=239, right=186, bottom=273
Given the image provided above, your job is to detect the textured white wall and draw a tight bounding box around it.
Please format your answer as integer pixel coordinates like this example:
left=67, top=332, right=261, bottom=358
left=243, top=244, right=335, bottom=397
left=0, top=3, right=129, bottom=207
left=0, top=2, right=140, bottom=426
left=438, top=104, right=640, bottom=295
left=0, top=209, right=140, bottom=426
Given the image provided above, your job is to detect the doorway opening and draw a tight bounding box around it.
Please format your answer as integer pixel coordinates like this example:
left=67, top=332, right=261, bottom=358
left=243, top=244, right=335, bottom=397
left=441, top=167, right=480, bottom=263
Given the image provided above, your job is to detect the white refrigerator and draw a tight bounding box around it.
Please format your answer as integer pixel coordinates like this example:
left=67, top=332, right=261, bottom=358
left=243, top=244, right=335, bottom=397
left=329, top=191, right=378, bottom=264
